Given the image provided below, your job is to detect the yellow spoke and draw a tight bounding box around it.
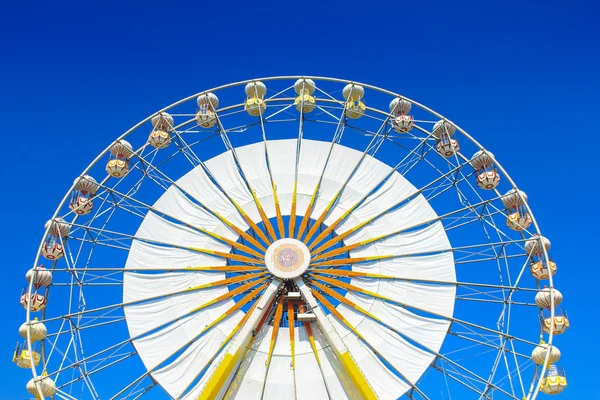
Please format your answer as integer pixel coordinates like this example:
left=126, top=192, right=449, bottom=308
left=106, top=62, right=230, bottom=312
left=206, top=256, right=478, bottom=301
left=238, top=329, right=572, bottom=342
left=185, top=266, right=265, bottom=272
left=303, top=322, right=321, bottom=365
left=189, top=277, right=268, bottom=314
left=201, top=282, right=268, bottom=333
left=310, top=289, right=365, bottom=341
left=188, top=247, right=264, bottom=265
left=184, top=272, right=267, bottom=293
left=308, top=274, right=388, bottom=301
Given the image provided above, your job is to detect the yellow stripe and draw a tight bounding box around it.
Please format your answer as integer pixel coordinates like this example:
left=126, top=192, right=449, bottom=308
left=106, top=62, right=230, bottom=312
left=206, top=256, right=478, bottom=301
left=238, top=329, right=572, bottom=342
left=197, top=350, right=243, bottom=400
left=338, top=352, right=378, bottom=400
left=196, top=227, right=264, bottom=259
left=310, top=289, right=377, bottom=400
left=310, top=269, right=393, bottom=280
left=186, top=266, right=265, bottom=272
left=189, top=248, right=263, bottom=265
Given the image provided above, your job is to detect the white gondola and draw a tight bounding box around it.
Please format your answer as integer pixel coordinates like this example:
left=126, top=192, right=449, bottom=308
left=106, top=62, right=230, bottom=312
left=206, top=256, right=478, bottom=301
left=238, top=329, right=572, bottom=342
left=45, top=218, right=70, bottom=237
left=470, top=150, right=500, bottom=190
left=535, top=287, right=563, bottom=309
left=532, top=342, right=561, bottom=365
left=151, top=111, right=174, bottom=131
left=525, top=235, right=558, bottom=280
left=106, top=139, right=133, bottom=178
left=501, top=189, right=532, bottom=231
left=73, top=175, right=99, bottom=195
left=294, top=79, right=316, bottom=113
left=20, top=293, right=47, bottom=312
left=26, top=374, right=57, bottom=398
left=26, top=266, right=52, bottom=288
left=196, top=92, right=219, bottom=128
left=244, top=81, right=267, bottom=116
left=433, top=120, right=459, bottom=157
left=389, top=97, right=413, bottom=133
left=342, top=84, right=366, bottom=119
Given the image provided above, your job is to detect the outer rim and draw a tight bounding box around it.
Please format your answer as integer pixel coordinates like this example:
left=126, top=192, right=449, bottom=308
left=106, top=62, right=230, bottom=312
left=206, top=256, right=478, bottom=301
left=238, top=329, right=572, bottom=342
left=25, top=76, right=556, bottom=399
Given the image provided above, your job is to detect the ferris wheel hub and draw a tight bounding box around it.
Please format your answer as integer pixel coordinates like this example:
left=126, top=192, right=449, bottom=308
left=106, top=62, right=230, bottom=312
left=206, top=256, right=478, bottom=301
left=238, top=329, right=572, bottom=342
left=265, top=238, right=311, bottom=279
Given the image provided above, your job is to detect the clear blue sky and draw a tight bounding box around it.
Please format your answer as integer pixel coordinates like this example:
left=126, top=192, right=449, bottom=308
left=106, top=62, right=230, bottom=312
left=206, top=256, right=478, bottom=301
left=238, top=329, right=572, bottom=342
left=1, top=0, right=597, bottom=398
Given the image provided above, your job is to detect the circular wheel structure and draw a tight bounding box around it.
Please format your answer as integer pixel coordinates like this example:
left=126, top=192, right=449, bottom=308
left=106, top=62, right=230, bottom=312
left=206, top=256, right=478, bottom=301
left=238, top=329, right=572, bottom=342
left=17, top=77, right=569, bottom=400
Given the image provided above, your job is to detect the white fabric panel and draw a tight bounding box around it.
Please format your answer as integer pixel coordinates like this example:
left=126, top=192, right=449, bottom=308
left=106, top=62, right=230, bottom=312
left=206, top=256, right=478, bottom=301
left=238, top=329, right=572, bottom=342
left=338, top=169, right=418, bottom=233
left=136, top=211, right=229, bottom=254
left=317, top=347, right=350, bottom=399
left=266, top=139, right=297, bottom=198
left=356, top=317, right=436, bottom=385
left=341, top=330, right=411, bottom=399
left=378, top=280, right=456, bottom=318
left=125, top=240, right=222, bottom=271
left=369, top=299, right=451, bottom=353
left=124, top=285, right=227, bottom=337
left=151, top=328, right=225, bottom=398
left=176, top=161, right=249, bottom=233
left=153, top=186, right=238, bottom=241
left=263, top=355, right=295, bottom=400
left=378, top=252, right=457, bottom=282
left=131, top=300, right=242, bottom=371
left=295, top=352, right=329, bottom=399
left=349, top=221, right=450, bottom=258
left=204, top=150, right=262, bottom=222
left=123, top=271, right=220, bottom=303
left=230, top=350, right=268, bottom=400
left=122, top=139, right=457, bottom=399
left=234, top=142, right=275, bottom=199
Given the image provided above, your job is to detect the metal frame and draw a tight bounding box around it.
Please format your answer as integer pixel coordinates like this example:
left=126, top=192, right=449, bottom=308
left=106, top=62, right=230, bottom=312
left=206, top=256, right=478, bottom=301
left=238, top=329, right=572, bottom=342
left=21, top=76, right=561, bottom=400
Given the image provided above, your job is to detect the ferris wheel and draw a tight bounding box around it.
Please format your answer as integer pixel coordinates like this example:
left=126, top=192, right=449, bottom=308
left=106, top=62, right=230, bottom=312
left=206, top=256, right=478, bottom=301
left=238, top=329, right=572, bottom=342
left=15, top=76, right=570, bottom=400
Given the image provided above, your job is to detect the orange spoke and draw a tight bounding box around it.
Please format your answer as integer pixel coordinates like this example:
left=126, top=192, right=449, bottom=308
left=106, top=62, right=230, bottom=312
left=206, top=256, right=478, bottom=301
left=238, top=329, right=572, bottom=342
left=267, top=291, right=286, bottom=368
left=296, top=186, right=319, bottom=240
left=288, top=298, right=295, bottom=370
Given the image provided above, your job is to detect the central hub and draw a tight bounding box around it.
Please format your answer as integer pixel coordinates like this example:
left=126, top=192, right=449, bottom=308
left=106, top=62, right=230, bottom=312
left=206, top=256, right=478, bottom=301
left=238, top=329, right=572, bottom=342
left=265, top=238, right=311, bottom=279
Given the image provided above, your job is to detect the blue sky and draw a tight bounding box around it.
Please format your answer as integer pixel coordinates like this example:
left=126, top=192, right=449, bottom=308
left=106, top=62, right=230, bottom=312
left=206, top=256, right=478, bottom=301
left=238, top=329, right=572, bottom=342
left=1, top=0, right=598, bottom=398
